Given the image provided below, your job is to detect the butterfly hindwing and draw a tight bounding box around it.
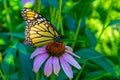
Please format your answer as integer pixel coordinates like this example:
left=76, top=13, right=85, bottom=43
left=22, top=8, right=62, bottom=47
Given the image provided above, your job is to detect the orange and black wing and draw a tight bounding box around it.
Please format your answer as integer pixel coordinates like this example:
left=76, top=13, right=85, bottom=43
left=22, top=8, right=62, bottom=47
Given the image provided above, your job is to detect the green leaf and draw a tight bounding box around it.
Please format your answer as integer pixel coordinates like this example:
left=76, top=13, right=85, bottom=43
left=15, top=22, right=26, bottom=31
left=56, top=70, right=68, bottom=80
left=3, top=48, right=17, bottom=56
left=85, top=28, right=97, bottom=48
left=18, top=53, right=35, bottom=80
left=108, top=20, right=120, bottom=26
left=75, top=49, right=119, bottom=79
left=49, top=0, right=58, bottom=9
left=84, top=70, right=110, bottom=80
left=17, top=42, right=35, bottom=80
left=10, top=72, right=18, bottom=80
left=0, top=38, right=5, bottom=45
left=76, top=49, right=102, bottom=60
left=0, top=32, right=24, bottom=39
left=41, top=0, right=49, bottom=7
left=66, top=15, right=77, bottom=32
left=80, top=17, right=86, bottom=29
left=17, top=43, right=27, bottom=54
left=1, top=48, right=16, bottom=75
left=91, top=58, right=119, bottom=79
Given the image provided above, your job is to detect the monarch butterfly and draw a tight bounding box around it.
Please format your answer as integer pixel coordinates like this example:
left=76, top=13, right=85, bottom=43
left=22, top=8, right=64, bottom=47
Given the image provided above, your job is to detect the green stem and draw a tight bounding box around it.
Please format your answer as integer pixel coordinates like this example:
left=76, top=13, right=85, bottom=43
left=97, top=1, right=112, bottom=43
left=34, top=0, right=41, bottom=12
left=50, top=73, right=55, bottom=80
left=75, top=60, right=88, bottom=80
left=56, top=11, right=59, bottom=30
left=0, top=70, right=5, bottom=80
left=59, top=0, right=64, bottom=35
left=36, top=72, right=39, bottom=80
left=72, top=19, right=81, bottom=48
left=119, top=31, right=120, bottom=65
left=57, top=0, right=64, bottom=35
left=50, top=7, right=56, bottom=23
left=97, top=22, right=109, bottom=43
left=97, top=28, right=105, bottom=43
left=3, top=0, right=12, bottom=35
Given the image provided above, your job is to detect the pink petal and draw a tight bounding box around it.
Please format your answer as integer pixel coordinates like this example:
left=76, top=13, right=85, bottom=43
left=65, top=46, right=73, bottom=52
left=44, top=57, right=53, bottom=77
left=65, top=50, right=80, bottom=58
left=53, top=57, right=60, bottom=76
left=60, top=56, right=73, bottom=79
left=63, top=53, right=81, bottom=69
left=30, top=48, right=46, bottom=59
left=33, top=53, right=48, bottom=72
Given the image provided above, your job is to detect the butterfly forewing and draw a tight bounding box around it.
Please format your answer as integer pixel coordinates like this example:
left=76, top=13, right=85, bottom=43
left=22, top=8, right=62, bottom=47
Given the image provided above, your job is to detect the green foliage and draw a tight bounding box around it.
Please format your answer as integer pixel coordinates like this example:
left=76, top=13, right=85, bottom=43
left=0, top=0, right=120, bottom=80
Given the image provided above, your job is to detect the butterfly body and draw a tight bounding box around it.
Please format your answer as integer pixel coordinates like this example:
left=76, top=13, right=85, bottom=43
left=22, top=8, right=63, bottom=47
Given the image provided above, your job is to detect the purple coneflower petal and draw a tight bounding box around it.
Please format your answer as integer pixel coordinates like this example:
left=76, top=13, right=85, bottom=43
left=53, top=57, right=60, bottom=76
left=30, top=48, right=46, bottom=59
left=65, top=46, right=73, bottom=52
left=44, top=57, right=53, bottom=77
left=63, top=53, right=81, bottom=69
left=65, top=50, right=80, bottom=59
left=21, top=0, right=28, bottom=5
left=21, top=0, right=34, bottom=5
left=33, top=53, right=48, bottom=72
left=60, top=56, right=73, bottom=79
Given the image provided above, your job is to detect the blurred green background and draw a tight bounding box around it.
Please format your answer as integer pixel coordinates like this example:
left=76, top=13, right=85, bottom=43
left=0, top=0, right=120, bottom=80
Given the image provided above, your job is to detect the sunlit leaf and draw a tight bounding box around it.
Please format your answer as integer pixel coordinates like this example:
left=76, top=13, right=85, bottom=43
left=0, top=39, right=5, bottom=45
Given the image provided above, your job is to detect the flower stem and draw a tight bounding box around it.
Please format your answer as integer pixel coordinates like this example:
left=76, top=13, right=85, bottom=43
left=0, top=70, right=5, bottom=80
left=3, top=0, right=12, bottom=40
left=50, top=73, right=55, bottom=80
left=34, top=0, right=41, bottom=12
left=75, top=60, right=88, bottom=80
left=35, top=72, right=39, bottom=80
left=72, top=19, right=81, bottom=48
left=97, top=22, right=109, bottom=43
left=50, top=7, right=56, bottom=23
left=57, top=0, right=64, bottom=35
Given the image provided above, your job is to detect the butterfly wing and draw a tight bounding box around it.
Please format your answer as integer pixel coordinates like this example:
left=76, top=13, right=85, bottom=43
left=22, top=8, right=62, bottom=47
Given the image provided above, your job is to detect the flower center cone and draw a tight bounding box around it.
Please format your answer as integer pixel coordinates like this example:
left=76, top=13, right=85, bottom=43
left=46, top=42, right=65, bottom=57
